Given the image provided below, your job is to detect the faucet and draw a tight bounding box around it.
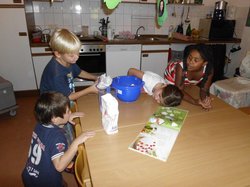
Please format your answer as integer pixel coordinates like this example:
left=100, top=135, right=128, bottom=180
left=135, top=26, right=145, bottom=38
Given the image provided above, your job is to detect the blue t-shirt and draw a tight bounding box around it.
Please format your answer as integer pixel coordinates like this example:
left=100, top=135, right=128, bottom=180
left=22, top=123, right=68, bottom=187
left=40, top=57, right=81, bottom=97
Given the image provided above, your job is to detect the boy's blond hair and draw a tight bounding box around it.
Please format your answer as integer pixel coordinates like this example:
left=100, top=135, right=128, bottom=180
left=49, top=28, right=81, bottom=54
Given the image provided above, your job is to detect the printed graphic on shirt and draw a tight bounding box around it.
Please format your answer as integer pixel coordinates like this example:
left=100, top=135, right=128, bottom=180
left=67, top=73, right=75, bottom=93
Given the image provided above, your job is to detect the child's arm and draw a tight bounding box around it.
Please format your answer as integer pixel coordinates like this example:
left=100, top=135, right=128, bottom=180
left=199, top=70, right=214, bottom=109
left=127, top=68, right=144, bottom=79
left=52, top=131, right=95, bottom=172
left=69, top=83, right=99, bottom=101
left=78, top=70, right=98, bottom=81
left=174, top=64, right=200, bottom=106
left=200, top=71, right=213, bottom=101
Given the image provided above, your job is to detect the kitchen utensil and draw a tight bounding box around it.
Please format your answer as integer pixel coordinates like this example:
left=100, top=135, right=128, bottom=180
left=172, top=2, right=176, bottom=17
left=41, top=29, right=51, bottom=43
left=99, top=17, right=110, bottom=37
left=184, top=6, right=190, bottom=24
left=176, top=7, right=184, bottom=34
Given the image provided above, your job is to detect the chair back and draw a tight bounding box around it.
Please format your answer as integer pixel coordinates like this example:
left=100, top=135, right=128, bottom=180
left=75, top=143, right=92, bottom=187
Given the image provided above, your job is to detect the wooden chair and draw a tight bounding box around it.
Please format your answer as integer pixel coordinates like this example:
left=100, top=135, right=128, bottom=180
left=75, top=144, right=92, bottom=187
left=71, top=102, right=92, bottom=187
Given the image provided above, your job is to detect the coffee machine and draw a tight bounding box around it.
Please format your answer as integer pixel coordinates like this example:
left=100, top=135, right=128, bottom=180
left=213, top=1, right=228, bottom=20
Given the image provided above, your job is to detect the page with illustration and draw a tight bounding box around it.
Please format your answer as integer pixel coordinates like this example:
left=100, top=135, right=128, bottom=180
left=128, top=107, right=188, bottom=162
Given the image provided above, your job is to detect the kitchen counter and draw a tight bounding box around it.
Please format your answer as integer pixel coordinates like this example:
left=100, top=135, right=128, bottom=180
left=30, top=36, right=241, bottom=47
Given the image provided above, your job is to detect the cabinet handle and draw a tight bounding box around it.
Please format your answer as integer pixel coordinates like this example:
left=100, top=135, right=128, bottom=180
left=19, top=32, right=27, bottom=36
left=13, top=0, right=22, bottom=3
left=142, top=54, right=149, bottom=57
left=45, top=47, right=52, bottom=52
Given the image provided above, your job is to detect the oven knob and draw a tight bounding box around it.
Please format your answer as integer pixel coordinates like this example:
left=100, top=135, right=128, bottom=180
left=93, top=49, right=96, bottom=51
left=89, top=49, right=92, bottom=52
left=100, top=48, right=103, bottom=51
left=96, top=49, right=99, bottom=51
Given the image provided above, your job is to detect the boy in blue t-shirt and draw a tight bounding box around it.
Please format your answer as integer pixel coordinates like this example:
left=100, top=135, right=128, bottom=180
left=22, top=92, right=95, bottom=187
left=40, top=28, right=98, bottom=101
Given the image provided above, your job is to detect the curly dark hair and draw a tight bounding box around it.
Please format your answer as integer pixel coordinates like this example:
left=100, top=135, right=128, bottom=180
left=183, top=44, right=214, bottom=88
left=162, top=84, right=183, bottom=107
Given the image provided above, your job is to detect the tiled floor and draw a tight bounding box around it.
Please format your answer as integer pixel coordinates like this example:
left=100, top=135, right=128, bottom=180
left=0, top=95, right=77, bottom=187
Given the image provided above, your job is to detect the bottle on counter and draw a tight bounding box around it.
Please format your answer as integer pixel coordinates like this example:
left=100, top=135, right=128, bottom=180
left=107, top=26, right=112, bottom=40
left=186, top=24, right=191, bottom=36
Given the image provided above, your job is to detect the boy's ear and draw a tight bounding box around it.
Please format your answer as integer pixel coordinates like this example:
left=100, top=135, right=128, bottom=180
left=51, top=116, right=59, bottom=125
left=54, top=51, right=61, bottom=58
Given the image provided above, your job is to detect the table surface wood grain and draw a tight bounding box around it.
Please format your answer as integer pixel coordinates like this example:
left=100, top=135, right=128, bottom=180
left=77, top=86, right=250, bottom=187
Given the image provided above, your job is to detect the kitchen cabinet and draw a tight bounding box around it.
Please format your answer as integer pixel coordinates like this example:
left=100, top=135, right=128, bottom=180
left=122, top=0, right=156, bottom=3
left=140, top=0, right=156, bottom=3
left=0, top=7, right=36, bottom=91
left=32, top=0, right=63, bottom=2
left=122, top=0, right=139, bottom=2
left=0, top=0, right=23, bottom=4
left=106, top=45, right=141, bottom=78
left=141, top=45, right=170, bottom=77
left=31, top=47, right=53, bottom=89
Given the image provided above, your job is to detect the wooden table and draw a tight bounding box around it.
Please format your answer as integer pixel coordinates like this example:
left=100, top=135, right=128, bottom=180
left=77, top=87, right=250, bottom=187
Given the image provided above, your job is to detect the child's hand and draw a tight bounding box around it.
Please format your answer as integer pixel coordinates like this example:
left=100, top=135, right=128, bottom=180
left=90, top=83, right=99, bottom=94
left=199, top=97, right=213, bottom=111
left=69, top=112, right=84, bottom=125
left=77, top=131, right=95, bottom=144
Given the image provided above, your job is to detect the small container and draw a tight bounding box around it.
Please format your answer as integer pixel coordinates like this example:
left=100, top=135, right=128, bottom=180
left=41, top=34, right=50, bottom=43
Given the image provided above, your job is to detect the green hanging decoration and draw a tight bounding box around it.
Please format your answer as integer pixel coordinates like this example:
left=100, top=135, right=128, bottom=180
left=157, top=0, right=168, bottom=27
left=104, top=0, right=121, bottom=10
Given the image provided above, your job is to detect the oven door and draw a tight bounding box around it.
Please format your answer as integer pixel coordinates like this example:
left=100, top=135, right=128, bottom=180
left=74, top=51, right=106, bottom=86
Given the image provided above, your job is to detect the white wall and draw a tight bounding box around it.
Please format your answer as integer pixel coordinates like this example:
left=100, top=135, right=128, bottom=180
left=32, top=0, right=250, bottom=77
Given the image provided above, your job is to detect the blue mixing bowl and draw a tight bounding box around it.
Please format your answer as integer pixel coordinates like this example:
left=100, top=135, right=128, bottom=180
left=112, top=76, right=144, bottom=102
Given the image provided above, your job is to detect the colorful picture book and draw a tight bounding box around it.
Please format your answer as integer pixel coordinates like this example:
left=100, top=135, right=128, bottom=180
left=128, top=107, right=188, bottom=162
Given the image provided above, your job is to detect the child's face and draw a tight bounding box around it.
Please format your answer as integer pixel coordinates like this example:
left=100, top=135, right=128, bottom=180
left=187, top=50, right=207, bottom=72
left=57, top=52, right=79, bottom=66
left=54, top=107, right=72, bottom=127
left=153, top=87, right=164, bottom=104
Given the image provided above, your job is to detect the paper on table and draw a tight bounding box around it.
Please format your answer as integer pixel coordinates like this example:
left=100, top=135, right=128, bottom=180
left=129, top=107, right=188, bottom=161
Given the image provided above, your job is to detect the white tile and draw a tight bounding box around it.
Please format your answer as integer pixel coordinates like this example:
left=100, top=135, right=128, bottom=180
left=34, top=13, right=45, bottom=26
left=115, top=14, right=124, bottom=26
left=53, top=3, right=63, bottom=13
left=62, top=1, right=73, bottom=13
left=72, top=25, right=82, bottom=34
left=54, top=13, right=64, bottom=26
left=123, top=4, right=132, bottom=15
left=123, top=14, right=131, bottom=26
left=73, top=13, right=82, bottom=25
left=90, top=13, right=99, bottom=26
left=81, top=13, right=90, bottom=26
left=33, top=2, right=40, bottom=13
left=63, top=13, right=73, bottom=25
left=44, top=13, right=55, bottom=26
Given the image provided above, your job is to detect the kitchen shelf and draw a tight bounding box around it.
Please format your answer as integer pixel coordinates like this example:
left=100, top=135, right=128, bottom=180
left=167, top=3, right=203, bottom=5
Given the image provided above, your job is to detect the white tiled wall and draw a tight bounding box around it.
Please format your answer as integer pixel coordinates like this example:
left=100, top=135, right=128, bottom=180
left=32, top=0, right=215, bottom=36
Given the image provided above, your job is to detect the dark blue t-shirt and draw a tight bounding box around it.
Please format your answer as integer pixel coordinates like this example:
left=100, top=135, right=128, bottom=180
left=40, top=57, right=81, bottom=97
left=22, top=123, right=68, bottom=187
